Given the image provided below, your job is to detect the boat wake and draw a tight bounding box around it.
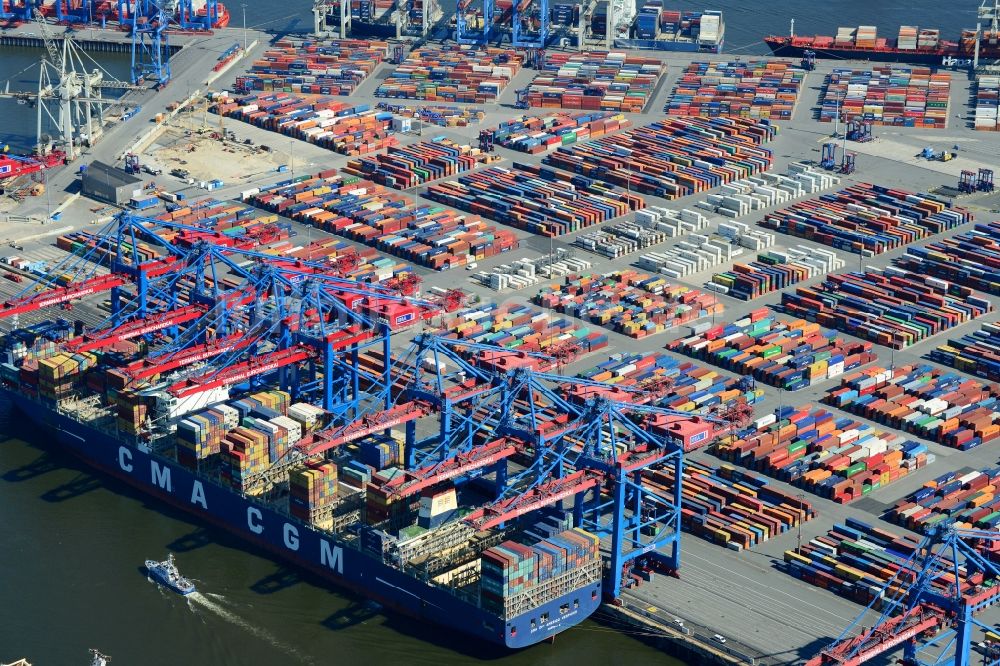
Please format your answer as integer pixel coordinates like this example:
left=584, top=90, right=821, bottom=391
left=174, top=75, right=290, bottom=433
left=186, top=592, right=316, bottom=664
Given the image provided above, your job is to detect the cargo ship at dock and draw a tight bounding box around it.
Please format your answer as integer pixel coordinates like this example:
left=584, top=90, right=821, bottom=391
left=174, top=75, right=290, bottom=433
left=765, top=4, right=1000, bottom=66
left=0, top=386, right=602, bottom=648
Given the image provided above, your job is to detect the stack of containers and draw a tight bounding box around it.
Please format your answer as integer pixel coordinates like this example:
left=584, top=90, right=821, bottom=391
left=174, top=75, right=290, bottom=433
left=695, top=163, right=840, bottom=219
left=897, top=25, right=918, bottom=50
left=644, top=461, right=816, bottom=551
left=894, top=221, right=1000, bottom=294
left=575, top=352, right=764, bottom=412
left=782, top=518, right=951, bottom=608
left=245, top=172, right=518, bottom=270
left=534, top=271, right=722, bottom=338
left=233, top=39, right=387, bottom=95
left=541, top=117, right=776, bottom=200
left=222, top=426, right=270, bottom=494
left=854, top=25, right=878, bottom=47
left=358, top=433, right=403, bottom=470
left=932, top=323, right=1000, bottom=380
left=760, top=184, right=973, bottom=255
left=262, top=237, right=416, bottom=285
left=378, top=104, right=486, bottom=127
left=888, top=467, right=1000, bottom=533
left=213, top=94, right=398, bottom=156
left=480, top=529, right=600, bottom=614
left=490, top=112, right=629, bottom=154
left=974, top=76, right=999, bottom=131
left=666, top=61, right=805, bottom=120
left=819, top=67, right=951, bottom=127
left=442, top=302, right=609, bottom=359
left=780, top=268, right=992, bottom=349
left=573, top=221, right=667, bottom=259
left=826, top=364, right=1000, bottom=450
left=37, top=351, right=97, bottom=402
left=525, top=51, right=664, bottom=112
left=289, top=461, right=339, bottom=522
left=424, top=163, right=643, bottom=237
left=341, top=138, right=486, bottom=189
left=635, top=228, right=772, bottom=279
left=375, top=46, right=523, bottom=103
left=289, top=402, right=326, bottom=432
left=176, top=404, right=240, bottom=469
left=668, top=312, right=878, bottom=390
left=709, top=247, right=845, bottom=300
left=716, top=406, right=931, bottom=503
left=114, top=394, right=147, bottom=435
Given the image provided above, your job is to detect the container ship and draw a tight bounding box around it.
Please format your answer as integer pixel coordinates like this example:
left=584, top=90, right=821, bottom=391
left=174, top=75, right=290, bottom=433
left=765, top=19, right=1000, bottom=65
left=0, top=219, right=618, bottom=648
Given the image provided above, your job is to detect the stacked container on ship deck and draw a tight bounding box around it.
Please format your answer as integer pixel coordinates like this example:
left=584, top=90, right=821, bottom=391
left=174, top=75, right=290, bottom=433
left=175, top=403, right=240, bottom=469
left=289, top=460, right=339, bottom=523
left=222, top=426, right=270, bottom=495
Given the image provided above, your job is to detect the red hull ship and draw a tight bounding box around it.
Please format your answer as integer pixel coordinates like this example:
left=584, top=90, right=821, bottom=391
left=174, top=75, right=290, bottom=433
left=766, top=23, right=1000, bottom=66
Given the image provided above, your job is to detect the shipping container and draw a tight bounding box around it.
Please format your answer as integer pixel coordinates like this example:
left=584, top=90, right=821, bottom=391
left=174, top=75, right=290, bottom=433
left=525, top=51, right=665, bottom=112
left=666, top=60, right=805, bottom=120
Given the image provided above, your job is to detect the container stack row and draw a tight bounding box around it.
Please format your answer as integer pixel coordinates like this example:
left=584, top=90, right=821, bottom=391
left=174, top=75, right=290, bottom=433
left=716, top=406, right=931, bottom=503
left=932, top=323, right=1000, bottom=381
left=289, top=461, right=340, bottom=523
left=375, top=46, right=523, bottom=103
left=780, top=268, right=992, bottom=349
left=424, top=163, right=643, bottom=237
left=256, top=237, right=416, bottom=285
left=666, top=60, right=805, bottom=120
left=668, top=312, right=878, bottom=391
left=245, top=172, right=519, bottom=270
left=974, top=76, right=999, bottom=131
left=574, top=351, right=763, bottom=413
left=635, top=229, right=771, bottom=279
left=888, top=467, right=1000, bottom=533
left=783, top=518, right=936, bottom=608
left=376, top=104, right=486, bottom=127
left=826, top=364, right=1000, bottom=450
left=213, top=94, right=398, bottom=156
left=819, top=67, right=950, bottom=127
left=759, top=184, right=973, bottom=255
left=234, top=39, right=387, bottom=95
left=893, top=221, right=1000, bottom=294
left=541, top=117, right=776, bottom=200
left=489, top=112, right=629, bottom=154
left=442, top=303, right=609, bottom=361
left=474, top=253, right=595, bottom=291
left=480, top=529, right=599, bottom=613
left=634, top=206, right=711, bottom=238
left=644, top=461, right=816, bottom=551
left=525, top=51, right=665, bottom=112
left=341, top=138, right=487, bottom=189
left=533, top=270, right=722, bottom=339
left=708, top=246, right=845, bottom=300
left=572, top=221, right=668, bottom=259
left=694, top=163, right=840, bottom=219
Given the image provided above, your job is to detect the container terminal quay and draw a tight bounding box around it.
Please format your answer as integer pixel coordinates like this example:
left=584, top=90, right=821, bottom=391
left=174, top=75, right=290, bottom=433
left=4, top=1, right=1000, bottom=664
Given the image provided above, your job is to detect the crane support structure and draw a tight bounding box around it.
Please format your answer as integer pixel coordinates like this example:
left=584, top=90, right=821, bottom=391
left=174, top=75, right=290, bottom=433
left=807, top=526, right=1000, bottom=666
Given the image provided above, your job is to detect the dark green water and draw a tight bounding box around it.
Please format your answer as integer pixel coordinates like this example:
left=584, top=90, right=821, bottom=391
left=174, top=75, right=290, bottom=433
left=0, top=420, right=681, bottom=665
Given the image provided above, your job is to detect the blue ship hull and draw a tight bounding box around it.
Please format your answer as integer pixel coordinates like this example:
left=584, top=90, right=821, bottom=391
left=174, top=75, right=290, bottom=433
left=5, top=390, right=601, bottom=649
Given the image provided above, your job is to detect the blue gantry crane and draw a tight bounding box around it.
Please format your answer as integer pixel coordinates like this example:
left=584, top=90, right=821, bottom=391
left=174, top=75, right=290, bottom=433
left=455, top=0, right=494, bottom=43
left=807, top=525, right=1000, bottom=666
left=512, top=0, right=548, bottom=47
left=123, top=0, right=171, bottom=85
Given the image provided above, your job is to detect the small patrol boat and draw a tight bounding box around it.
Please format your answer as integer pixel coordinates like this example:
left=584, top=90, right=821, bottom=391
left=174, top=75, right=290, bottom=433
left=144, top=553, right=196, bottom=595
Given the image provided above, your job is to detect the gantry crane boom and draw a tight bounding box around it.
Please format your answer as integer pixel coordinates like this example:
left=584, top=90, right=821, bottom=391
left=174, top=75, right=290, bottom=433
left=0, top=274, right=127, bottom=320
left=167, top=345, right=314, bottom=398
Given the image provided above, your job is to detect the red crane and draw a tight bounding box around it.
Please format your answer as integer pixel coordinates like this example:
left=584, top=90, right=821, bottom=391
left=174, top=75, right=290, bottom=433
left=441, top=288, right=466, bottom=312
left=122, top=333, right=254, bottom=382
left=299, top=401, right=433, bottom=457
left=332, top=253, right=361, bottom=277
left=463, top=469, right=602, bottom=531
left=384, top=273, right=422, bottom=297
left=378, top=438, right=519, bottom=500
left=65, top=303, right=208, bottom=353
left=0, top=274, right=127, bottom=320
left=166, top=345, right=314, bottom=398
left=804, top=606, right=942, bottom=666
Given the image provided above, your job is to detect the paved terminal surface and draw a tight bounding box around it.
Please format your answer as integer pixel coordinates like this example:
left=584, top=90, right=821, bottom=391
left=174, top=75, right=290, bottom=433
left=3, top=28, right=1000, bottom=665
